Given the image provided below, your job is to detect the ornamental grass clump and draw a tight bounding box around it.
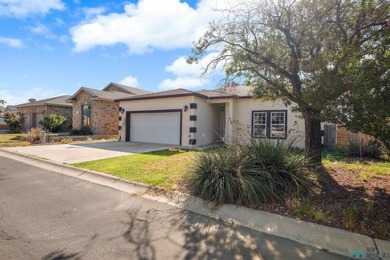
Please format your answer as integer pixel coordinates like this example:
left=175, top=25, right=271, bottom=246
left=188, top=139, right=313, bottom=208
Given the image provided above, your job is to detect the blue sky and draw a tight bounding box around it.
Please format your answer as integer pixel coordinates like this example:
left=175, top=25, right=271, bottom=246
left=0, top=0, right=225, bottom=105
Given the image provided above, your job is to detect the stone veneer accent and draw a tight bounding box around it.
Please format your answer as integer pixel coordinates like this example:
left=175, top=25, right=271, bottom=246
left=72, top=90, right=118, bottom=135
left=18, top=105, right=72, bottom=131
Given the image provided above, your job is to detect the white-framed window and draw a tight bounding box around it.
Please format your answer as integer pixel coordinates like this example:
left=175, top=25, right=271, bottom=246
left=252, top=110, right=287, bottom=139
left=252, top=112, right=267, bottom=138
left=270, top=112, right=286, bottom=138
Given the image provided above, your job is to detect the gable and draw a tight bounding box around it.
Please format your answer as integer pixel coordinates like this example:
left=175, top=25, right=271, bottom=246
left=104, top=85, right=129, bottom=94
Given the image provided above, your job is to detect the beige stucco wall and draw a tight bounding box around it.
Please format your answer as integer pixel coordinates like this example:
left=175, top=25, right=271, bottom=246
left=231, top=98, right=305, bottom=147
left=72, top=90, right=118, bottom=135
left=194, top=97, right=221, bottom=146
left=119, top=96, right=195, bottom=146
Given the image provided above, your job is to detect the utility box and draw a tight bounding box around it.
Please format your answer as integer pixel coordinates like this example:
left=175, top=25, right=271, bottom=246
left=40, top=131, right=47, bottom=144
left=324, top=124, right=337, bottom=151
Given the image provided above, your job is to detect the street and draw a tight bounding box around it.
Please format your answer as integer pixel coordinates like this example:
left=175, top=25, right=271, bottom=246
left=0, top=155, right=343, bottom=259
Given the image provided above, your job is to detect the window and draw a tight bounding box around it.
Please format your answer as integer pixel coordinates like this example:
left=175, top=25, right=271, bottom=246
left=82, top=105, right=91, bottom=126
left=252, top=112, right=267, bottom=138
left=271, top=112, right=286, bottom=138
left=252, top=110, right=287, bottom=139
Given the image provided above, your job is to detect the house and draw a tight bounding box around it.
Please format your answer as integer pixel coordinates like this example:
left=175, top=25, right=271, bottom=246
left=16, top=95, right=72, bottom=131
left=68, top=82, right=151, bottom=135
left=116, top=86, right=306, bottom=148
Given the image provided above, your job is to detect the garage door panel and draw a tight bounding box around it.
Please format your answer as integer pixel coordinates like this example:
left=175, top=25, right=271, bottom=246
left=130, top=112, right=181, bottom=145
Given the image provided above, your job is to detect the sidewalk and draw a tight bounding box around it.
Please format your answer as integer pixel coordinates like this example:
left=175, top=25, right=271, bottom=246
left=1, top=148, right=389, bottom=258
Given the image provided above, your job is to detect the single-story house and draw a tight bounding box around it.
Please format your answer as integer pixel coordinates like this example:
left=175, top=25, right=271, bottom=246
left=16, top=95, right=73, bottom=131
left=68, top=82, right=151, bottom=135
left=116, top=86, right=306, bottom=148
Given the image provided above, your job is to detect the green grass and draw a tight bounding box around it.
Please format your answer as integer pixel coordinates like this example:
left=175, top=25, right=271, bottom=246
left=322, top=149, right=390, bottom=178
left=0, top=133, right=30, bottom=147
left=72, top=149, right=198, bottom=190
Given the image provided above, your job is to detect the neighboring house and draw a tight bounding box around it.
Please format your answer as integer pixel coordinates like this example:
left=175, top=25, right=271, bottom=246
left=16, top=95, right=72, bottom=131
left=68, top=82, right=151, bottom=135
left=4, top=105, right=18, bottom=113
left=116, top=86, right=306, bottom=148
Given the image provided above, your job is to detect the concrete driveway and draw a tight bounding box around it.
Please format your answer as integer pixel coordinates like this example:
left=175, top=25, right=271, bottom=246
left=2, top=141, right=173, bottom=164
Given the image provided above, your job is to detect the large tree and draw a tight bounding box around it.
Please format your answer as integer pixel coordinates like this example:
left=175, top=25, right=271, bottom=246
left=189, top=0, right=389, bottom=163
left=324, top=23, right=390, bottom=155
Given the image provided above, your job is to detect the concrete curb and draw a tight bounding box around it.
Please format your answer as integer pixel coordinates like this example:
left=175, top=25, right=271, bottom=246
left=1, top=148, right=388, bottom=257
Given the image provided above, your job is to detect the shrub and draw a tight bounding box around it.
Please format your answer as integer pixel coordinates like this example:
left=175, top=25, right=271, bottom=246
left=23, top=127, right=41, bottom=144
left=70, top=125, right=93, bottom=135
left=4, top=112, right=25, bottom=133
left=187, top=139, right=313, bottom=208
left=61, top=137, right=73, bottom=144
left=39, top=113, right=67, bottom=133
left=348, top=139, right=383, bottom=158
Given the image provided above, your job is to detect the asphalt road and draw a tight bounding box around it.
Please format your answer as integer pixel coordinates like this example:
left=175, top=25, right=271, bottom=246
left=0, top=155, right=344, bottom=260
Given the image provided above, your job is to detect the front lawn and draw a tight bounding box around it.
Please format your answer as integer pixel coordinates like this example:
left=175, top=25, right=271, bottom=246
left=72, top=149, right=198, bottom=189
left=0, top=134, right=30, bottom=147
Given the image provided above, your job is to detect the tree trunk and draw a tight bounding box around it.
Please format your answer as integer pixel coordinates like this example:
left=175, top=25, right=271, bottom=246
left=304, top=117, right=322, bottom=164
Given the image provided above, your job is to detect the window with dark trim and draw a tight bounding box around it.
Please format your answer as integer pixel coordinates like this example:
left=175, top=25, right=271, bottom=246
left=82, top=104, right=91, bottom=126
left=252, top=110, right=287, bottom=139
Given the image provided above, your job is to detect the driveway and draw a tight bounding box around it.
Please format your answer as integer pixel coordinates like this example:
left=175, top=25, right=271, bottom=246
left=2, top=141, right=172, bottom=164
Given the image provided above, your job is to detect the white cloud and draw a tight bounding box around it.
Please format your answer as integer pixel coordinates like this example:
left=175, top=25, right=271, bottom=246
left=0, top=0, right=65, bottom=18
left=0, top=88, right=67, bottom=106
left=159, top=77, right=209, bottom=90
left=158, top=52, right=224, bottom=90
left=166, top=52, right=222, bottom=76
left=0, top=37, right=23, bottom=48
left=119, top=75, right=139, bottom=87
left=83, top=7, right=106, bottom=19
left=70, top=0, right=225, bottom=53
left=30, top=24, right=54, bottom=37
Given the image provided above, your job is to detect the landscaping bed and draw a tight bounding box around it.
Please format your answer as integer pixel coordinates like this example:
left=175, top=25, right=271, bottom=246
left=255, top=158, right=390, bottom=240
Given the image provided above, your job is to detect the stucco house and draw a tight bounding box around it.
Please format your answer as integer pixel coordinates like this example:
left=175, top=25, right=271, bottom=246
left=116, top=86, right=305, bottom=148
left=68, top=82, right=151, bottom=135
left=16, top=95, right=72, bottom=131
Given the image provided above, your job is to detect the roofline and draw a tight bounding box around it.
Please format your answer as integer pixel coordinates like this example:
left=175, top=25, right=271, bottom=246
left=68, top=87, right=94, bottom=100
left=115, top=92, right=208, bottom=102
left=206, top=95, right=253, bottom=99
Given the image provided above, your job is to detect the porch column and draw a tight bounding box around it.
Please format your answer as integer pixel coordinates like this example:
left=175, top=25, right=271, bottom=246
left=225, top=100, right=234, bottom=144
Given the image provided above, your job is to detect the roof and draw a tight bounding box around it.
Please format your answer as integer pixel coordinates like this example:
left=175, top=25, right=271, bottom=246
left=68, top=87, right=135, bottom=101
left=4, top=105, right=17, bottom=112
left=102, top=82, right=152, bottom=95
left=16, top=95, right=72, bottom=108
left=116, top=86, right=253, bottom=102
left=198, top=86, right=253, bottom=98
left=116, top=88, right=208, bottom=101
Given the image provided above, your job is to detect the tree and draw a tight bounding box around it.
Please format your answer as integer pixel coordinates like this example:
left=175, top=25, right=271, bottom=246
left=39, top=113, right=67, bottom=133
left=0, top=100, right=5, bottom=105
left=324, top=24, right=390, bottom=155
left=4, top=113, right=25, bottom=133
left=189, top=0, right=389, bottom=163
